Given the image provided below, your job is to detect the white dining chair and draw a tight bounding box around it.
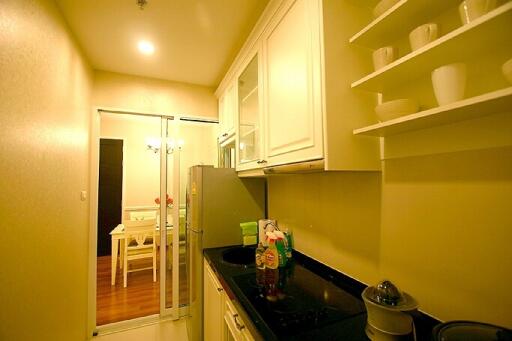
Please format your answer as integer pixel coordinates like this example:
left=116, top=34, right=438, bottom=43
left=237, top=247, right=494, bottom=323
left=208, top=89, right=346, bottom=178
left=129, top=210, right=157, bottom=221
left=123, top=218, right=157, bottom=288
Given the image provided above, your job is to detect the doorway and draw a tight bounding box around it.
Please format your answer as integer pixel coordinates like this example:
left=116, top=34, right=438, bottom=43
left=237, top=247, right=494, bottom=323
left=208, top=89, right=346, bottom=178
left=96, top=112, right=171, bottom=327
left=91, top=109, right=219, bottom=331
left=97, top=139, right=123, bottom=257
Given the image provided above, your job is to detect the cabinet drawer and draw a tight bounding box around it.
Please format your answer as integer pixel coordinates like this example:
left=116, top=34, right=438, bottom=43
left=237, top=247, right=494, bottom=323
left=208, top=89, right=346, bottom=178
left=224, top=299, right=254, bottom=341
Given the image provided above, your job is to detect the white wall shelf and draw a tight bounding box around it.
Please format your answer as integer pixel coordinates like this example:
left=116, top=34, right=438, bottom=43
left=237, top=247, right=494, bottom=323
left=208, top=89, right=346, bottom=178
left=349, top=0, right=460, bottom=49
left=353, top=87, right=512, bottom=137
left=351, top=2, right=512, bottom=93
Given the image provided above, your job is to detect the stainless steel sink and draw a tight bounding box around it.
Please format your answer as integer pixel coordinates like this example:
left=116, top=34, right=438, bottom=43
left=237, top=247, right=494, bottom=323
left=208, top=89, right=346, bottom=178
left=221, top=246, right=256, bottom=267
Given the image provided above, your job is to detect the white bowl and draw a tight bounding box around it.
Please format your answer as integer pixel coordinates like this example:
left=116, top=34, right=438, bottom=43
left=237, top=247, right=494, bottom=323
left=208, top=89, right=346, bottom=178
left=503, top=57, right=512, bottom=84
left=375, top=99, right=419, bottom=122
left=373, top=0, right=400, bottom=17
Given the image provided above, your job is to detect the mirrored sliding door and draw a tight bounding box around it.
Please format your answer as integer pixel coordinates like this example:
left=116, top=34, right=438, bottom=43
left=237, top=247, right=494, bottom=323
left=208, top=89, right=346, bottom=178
left=163, top=117, right=219, bottom=318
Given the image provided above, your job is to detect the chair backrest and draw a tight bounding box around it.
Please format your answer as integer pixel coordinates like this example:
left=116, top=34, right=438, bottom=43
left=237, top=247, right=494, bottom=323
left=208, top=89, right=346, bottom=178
left=123, top=219, right=156, bottom=247
left=129, top=210, right=157, bottom=221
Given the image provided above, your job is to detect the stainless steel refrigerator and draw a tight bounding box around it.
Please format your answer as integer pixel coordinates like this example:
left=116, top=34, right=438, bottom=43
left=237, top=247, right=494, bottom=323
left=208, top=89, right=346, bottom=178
left=185, top=165, right=266, bottom=341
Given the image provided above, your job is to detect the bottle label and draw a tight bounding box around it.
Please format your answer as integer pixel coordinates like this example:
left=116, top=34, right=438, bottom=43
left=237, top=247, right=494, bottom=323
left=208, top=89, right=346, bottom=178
left=256, top=253, right=266, bottom=268
left=264, top=249, right=278, bottom=269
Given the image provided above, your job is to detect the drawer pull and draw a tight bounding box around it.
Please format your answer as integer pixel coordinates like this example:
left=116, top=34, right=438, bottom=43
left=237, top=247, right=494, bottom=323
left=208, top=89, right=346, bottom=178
left=217, top=287, right=224, bottom=292
left=233, top=314, right=245, bottom=331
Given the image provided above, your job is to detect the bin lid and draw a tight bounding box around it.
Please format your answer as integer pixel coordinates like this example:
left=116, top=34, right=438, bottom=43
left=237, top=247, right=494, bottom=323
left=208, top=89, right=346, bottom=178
left=432, top=320, right=512, bottom=341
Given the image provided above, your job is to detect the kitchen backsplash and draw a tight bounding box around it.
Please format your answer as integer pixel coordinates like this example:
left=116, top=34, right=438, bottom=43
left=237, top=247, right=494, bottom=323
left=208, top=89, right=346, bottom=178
left=268, top=146, right=512, bottom=328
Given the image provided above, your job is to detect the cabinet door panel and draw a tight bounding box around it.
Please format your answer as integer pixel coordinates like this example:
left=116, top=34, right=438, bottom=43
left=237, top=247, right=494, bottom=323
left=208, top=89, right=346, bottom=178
left=219, top=94, right=226, bottom=139
left=238, top=55, right=262, bottom=166
left=265, top=0, right=323, bottom=164
left=204, top=261, right=223, bottom=341
left=226, top=84, right=236, bottom=136
left=219, top=82, right=236, bottom=141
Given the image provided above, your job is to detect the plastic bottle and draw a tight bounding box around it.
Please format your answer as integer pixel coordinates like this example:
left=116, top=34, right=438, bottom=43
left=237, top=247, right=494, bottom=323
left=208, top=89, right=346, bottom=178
left=264, top=232, right=279, bottom=270
left=255, top=242, right=266, bottom=270
left=274, top=231, right=287, bottom=267
left=281, top=227, right=293, bottom=260
left=265, top=267, right=279, bottom=302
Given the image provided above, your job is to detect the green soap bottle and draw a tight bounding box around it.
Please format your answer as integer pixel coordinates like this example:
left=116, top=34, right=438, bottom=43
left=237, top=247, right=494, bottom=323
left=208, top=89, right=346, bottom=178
left=274, top=231, right=287, bottom=267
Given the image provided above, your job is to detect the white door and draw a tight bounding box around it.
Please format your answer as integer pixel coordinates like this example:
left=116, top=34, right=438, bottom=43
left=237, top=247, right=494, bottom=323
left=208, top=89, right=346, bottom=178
left=162, top=117, right=219, bottom=318
left=264, top=0, right=323, bottom=166
left=160, top=117, right=180, bottom=319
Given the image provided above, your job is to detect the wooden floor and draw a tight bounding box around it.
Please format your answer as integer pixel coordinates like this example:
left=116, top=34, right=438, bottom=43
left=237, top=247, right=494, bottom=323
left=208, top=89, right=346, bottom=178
left=96, top=253, right=188, bottom=326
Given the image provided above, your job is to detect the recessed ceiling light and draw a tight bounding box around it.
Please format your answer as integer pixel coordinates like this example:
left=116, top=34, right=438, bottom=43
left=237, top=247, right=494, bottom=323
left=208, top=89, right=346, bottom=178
left=137, top=40, right=154, bottom=55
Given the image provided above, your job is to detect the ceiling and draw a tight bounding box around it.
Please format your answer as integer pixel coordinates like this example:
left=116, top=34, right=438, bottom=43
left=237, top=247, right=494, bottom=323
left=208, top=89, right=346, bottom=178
left=55, top=0, right=269, bottom=87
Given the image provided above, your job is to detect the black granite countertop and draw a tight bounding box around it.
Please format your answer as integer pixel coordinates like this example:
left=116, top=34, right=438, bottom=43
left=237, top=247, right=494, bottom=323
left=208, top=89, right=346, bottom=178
left=204, top=245, right=439, bottom=341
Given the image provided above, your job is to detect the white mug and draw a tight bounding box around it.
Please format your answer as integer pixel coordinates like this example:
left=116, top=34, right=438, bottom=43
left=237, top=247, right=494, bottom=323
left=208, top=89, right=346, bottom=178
left=409, top=23, right=438, bottom=51
left=372, top=46, right=398, bottom=71
left=431, top=63, right=467, bottom=106
left=459, top=0, right=497, bottom=24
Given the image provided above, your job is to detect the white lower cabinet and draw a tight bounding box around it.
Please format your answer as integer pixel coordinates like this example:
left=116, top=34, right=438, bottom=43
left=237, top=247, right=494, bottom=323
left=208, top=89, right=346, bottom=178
left=204, top=259, right=257, bottom=341
left=204, top=260, right=224, bottom=341
left=223, top=298, right=254, bottom=341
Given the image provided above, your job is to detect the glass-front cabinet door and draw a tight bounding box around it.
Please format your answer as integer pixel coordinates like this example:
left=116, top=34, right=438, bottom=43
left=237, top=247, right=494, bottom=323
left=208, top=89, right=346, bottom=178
left=237, top=53, right=264, bottom=170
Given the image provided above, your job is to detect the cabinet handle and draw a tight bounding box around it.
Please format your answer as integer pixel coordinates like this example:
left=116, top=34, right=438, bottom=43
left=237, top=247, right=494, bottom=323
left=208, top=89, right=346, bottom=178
left=233, top=314, right=245, bottom=331
left=222, top=133, right=228, bottom=137
left=217, top=287, right=224, bottom=292
left=256, top=160, right=267, bottom=164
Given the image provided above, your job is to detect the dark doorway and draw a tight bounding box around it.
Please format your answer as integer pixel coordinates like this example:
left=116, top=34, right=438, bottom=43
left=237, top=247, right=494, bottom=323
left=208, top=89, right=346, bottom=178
left=97, top=138, right=123, bottom=257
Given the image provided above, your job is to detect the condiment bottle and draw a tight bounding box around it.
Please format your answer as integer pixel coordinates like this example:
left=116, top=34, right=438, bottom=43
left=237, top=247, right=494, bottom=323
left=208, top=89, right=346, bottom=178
left=255, top=242, right=266, bottom=270
left=264, top=232, right=278, bottom=270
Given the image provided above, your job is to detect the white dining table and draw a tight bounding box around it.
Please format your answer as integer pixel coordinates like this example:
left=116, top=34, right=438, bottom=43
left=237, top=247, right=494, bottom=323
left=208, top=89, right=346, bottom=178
left=109, top=223, right=173, bottom=285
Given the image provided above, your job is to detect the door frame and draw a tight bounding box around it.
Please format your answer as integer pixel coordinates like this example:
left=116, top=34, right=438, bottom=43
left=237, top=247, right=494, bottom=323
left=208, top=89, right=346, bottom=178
left=88, top=107, right=178, bottom=337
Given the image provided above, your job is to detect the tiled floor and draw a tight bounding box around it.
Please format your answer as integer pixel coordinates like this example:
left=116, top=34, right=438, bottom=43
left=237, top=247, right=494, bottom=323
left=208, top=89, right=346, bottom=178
left=94, top=319, right=188, bottom=341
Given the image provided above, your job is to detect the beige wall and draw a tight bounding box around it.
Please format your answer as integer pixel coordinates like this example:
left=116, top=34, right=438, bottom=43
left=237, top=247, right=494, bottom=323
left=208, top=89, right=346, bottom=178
left=269, top=1, right=512, bottom=327
left=268, top=172, right=382, bottom=285
left=0, top=0, right=92, bottom=340
left=380, top=146, right=512, bottom=327
left=269, top=140, right=512, bottom=328
left=100, top=113, right=161, bottom=208
left=93, top=70, right=218, bottom=118
left=177, top=121, right=219, bottom=204
left=99, top=114, right=218, bottom=211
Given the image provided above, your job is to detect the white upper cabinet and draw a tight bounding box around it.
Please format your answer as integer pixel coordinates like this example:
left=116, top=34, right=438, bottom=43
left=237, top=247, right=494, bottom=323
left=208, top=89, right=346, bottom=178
left=218, top=81, right=236, bottom=142
left=216, top=0, right=381, bottom=173
left=237, top=53, right=265, bottom=171
left=263, top=0, right=323, bottom=166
